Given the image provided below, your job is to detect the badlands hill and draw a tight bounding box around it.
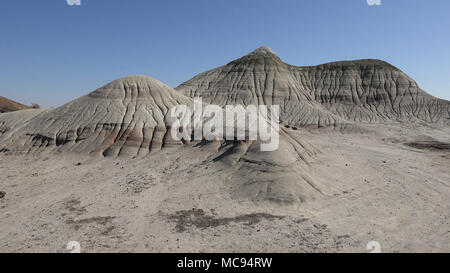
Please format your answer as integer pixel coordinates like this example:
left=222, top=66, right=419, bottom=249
left=0, top=49, right=448, bottom=204
left=0, top=96, right=30, bottom=113
left=0, top=75, right=320, bottom=204
left=0, top=75, right=193, bottom=156
left=177, top=46, right=450, bottom=126
left=0, top=48, right=449, bottom=252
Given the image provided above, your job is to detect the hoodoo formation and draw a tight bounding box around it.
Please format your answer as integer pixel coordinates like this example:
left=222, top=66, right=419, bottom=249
left=1, top=47, right=449, bottom=205
left=2, top=0, right=450, bottom=253
left=0, top=73, right=321, bottom=204
left=176, top=46, right=450, bottom=126
left=0, top=75, right=194, bottom=156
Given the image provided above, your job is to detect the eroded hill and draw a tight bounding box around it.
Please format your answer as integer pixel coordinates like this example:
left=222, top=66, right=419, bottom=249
left=176, top=46, right=450, bottom=126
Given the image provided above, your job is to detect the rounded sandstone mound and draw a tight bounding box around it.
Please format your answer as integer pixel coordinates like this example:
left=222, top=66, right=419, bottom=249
left=176, top=47, right=450, bottom=126
left=0, top=75, right=194, bottom=157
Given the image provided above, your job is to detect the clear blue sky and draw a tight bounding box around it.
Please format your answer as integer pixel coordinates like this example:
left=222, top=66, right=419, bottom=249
left=1, top=0, right=449, bottom=107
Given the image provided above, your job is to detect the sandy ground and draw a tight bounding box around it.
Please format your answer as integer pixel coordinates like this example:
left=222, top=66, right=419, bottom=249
left=0, top=122, right=449, bottom=253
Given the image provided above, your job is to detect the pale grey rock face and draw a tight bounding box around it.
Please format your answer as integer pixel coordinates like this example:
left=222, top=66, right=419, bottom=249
left=0, top=73, right=322, bottom=204
left=176, top=47, right=450, bottom=126
left=0, top=75, right=194, bottom=157
left=1, top=48, right=448, bottom=206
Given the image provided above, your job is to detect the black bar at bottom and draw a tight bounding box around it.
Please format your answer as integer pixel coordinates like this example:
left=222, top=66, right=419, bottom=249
left=0, top=253, right=446, bottom=272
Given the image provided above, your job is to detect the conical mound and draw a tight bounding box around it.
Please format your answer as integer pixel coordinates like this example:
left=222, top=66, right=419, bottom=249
left=0, top=74, right=324, bottom=204
left=0, top=75, right=194, bottom=157
left=176, top=47, right=450, bottom=126
left=177, top=47, right=344, bottom=127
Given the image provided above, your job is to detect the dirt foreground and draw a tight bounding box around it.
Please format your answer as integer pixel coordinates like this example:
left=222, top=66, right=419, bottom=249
left=0, top=122, right=449, bottom=253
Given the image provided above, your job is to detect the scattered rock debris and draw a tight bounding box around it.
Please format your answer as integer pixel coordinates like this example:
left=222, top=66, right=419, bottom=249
left=405, top=141, right=450, bottom=151
left=167, top=208, right=284, bottom=233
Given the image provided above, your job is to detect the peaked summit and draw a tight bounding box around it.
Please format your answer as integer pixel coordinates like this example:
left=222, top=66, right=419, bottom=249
left=177, top=47, right=450, bottom=126
left=0, top=75, right=193, bottom=157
